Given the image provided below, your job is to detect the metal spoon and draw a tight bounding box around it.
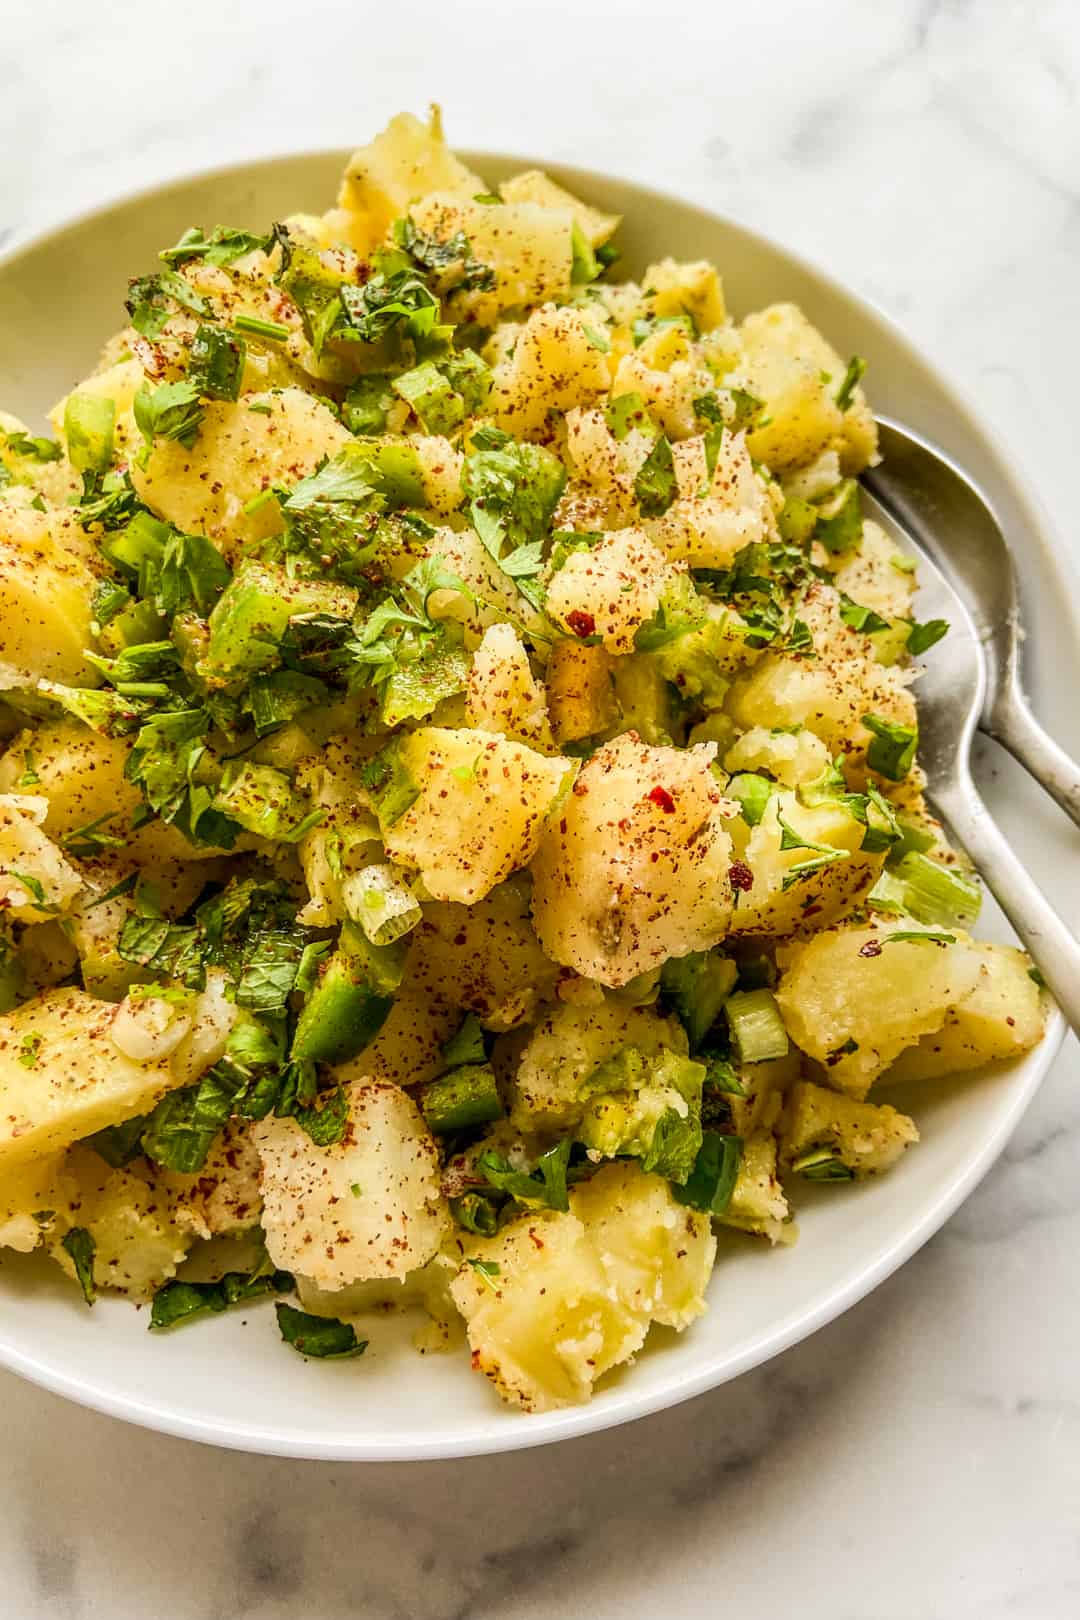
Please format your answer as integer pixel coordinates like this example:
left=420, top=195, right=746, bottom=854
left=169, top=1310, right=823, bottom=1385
left=859, top=422, right=1080, bottom=1030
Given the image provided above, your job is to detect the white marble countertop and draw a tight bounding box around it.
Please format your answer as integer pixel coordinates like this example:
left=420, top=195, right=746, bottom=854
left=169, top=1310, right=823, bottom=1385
left=4, top=0, right=1080, bottom=1614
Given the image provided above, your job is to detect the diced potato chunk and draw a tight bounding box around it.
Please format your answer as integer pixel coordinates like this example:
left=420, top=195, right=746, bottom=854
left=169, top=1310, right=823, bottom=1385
left=642, top=257, right=725, bottom=333
left=499, top=169, right=620, bottom=246
left=488, top=305, right=611, bottom=437
left=719, top=1131, right=791, bottom=1242
left=0, top=499, right=99, bottom=685
left=255, top=1081, right=448, bottom=1288
left=410, top=878, right=560, bottom=1033
left=645, top=429, right=776, bottom=568
left=546, top=528, right=677, bottom=656
left=0, top=722, right=225, bottom=865
left=337, top=987, right=458, bottom=1092
left=737, top=302, right=877, bottom=474
left=508, top=995, right=687, bottom=1132
left=725, top=584, right=916, bottom=768
left=408, top=195, right=575, bottom=326
left=0, top=1151, right=73, bottom=1253
left=830, top=519, right=916, bottom=622
left=132, top=389, right=350, bottom=560
left=883, top=943, right=1046, bottom=1084
left=729, top=790, right=884, bottom=939
left=0, top=983, right=232, bottom=1168
left=156, top=1120, right=263, bottom=1240
left=333, top=110, right=487, bottom=252
left=466, top=623, right=553, bottom=748
left=545, top=639, right=617, bottom=745
left=0, top=794, right=83, bottom=920
left=530, top=734, right=735, bottom=986
left=724, top=725, right=830, bottom=787
left=449, top=1162, right=715, bottom=1411
left=775, top=925, right=983, bottom=1098
left=50, top=1146, right=191, bottom=1298
left=383, top=727, right=573, bottom=905
left=780, top=1080, right=919, bottom=1177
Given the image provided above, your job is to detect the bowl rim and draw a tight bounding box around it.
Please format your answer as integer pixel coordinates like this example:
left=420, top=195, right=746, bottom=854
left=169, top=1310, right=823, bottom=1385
left=0, top=148, right=1069, bottom=1460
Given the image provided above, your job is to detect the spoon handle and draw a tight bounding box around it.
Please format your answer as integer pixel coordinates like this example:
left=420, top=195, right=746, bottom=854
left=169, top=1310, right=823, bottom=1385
left=932, top=769, right=1080, bottom=1033
left=983, top=689, right=1080, bottom=833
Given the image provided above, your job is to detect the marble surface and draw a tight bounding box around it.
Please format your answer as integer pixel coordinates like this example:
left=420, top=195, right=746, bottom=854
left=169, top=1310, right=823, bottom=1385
left=4, top=0, right=1080, bottom=1613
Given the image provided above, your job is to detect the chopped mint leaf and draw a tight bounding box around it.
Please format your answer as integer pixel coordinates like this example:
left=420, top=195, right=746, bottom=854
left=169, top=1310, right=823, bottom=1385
left=862, top=714, right=918, bottom=781
left=293, top=1084, right=349, bottom=1147
left=907, top=618, right=949, bottom=656
left=133, top=380, right=203, bottom=458
left=161, top=225, right=273, bottom=267
left=157, top=529, right=232, bottom=616
left=188, top=323, right=246, bottom=401
left=86, top=1113, right=148, bottom=1169
left=61, top=1227, right=96, bottom=1306
left=814, top=479, right=863, bottom=554
left=150, top=1265, right=292, bottom=1330
left=479, top=1139, right=571, bottom=1212
left=792, top=1146, right=855, bottom=1182
left=838, top=593, right=891, bottom=636
left=392, top=216, right=496, bottom=294
left=673, top=1130, right=742, bottom=1215
left=125, top=270, right=208, bottom=338
left=4, top=430, right=62, bottom=462
left=634, top=434, right=677, bottom=517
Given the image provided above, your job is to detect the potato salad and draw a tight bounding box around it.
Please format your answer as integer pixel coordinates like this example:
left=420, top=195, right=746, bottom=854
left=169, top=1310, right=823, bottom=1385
left=0, top=109, right=1046, bottom=1411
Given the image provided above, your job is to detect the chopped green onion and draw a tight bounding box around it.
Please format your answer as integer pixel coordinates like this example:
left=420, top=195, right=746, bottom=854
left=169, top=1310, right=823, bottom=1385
left=419, top=1062, right=503, bottom=1135
left=727, top=772, right=774, bottom=826
left=63, top=393, right=115, bottom=474
left=724, top=988, right=789, bottom=1063
left=869, top=850, right=980, bottom=930
left=233, top=313, right=290, bottom=341
left=660, top=950, right=738, bottom=1050
left=341, top=862, right=422, bottom=947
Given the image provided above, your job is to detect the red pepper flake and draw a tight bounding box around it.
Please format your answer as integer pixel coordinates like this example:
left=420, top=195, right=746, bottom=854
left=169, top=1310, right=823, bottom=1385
left=728, top=860, right=753, bottom=892
left=859, top=939, right=883, bottom=958
left=648, top=785, right=676, bottom=813
left=566, top=609, right=596, bottom=639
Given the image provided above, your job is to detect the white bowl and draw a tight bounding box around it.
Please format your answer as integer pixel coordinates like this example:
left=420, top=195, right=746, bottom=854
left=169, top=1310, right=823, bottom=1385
left=0, top=152, right=1073, bottom=1460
